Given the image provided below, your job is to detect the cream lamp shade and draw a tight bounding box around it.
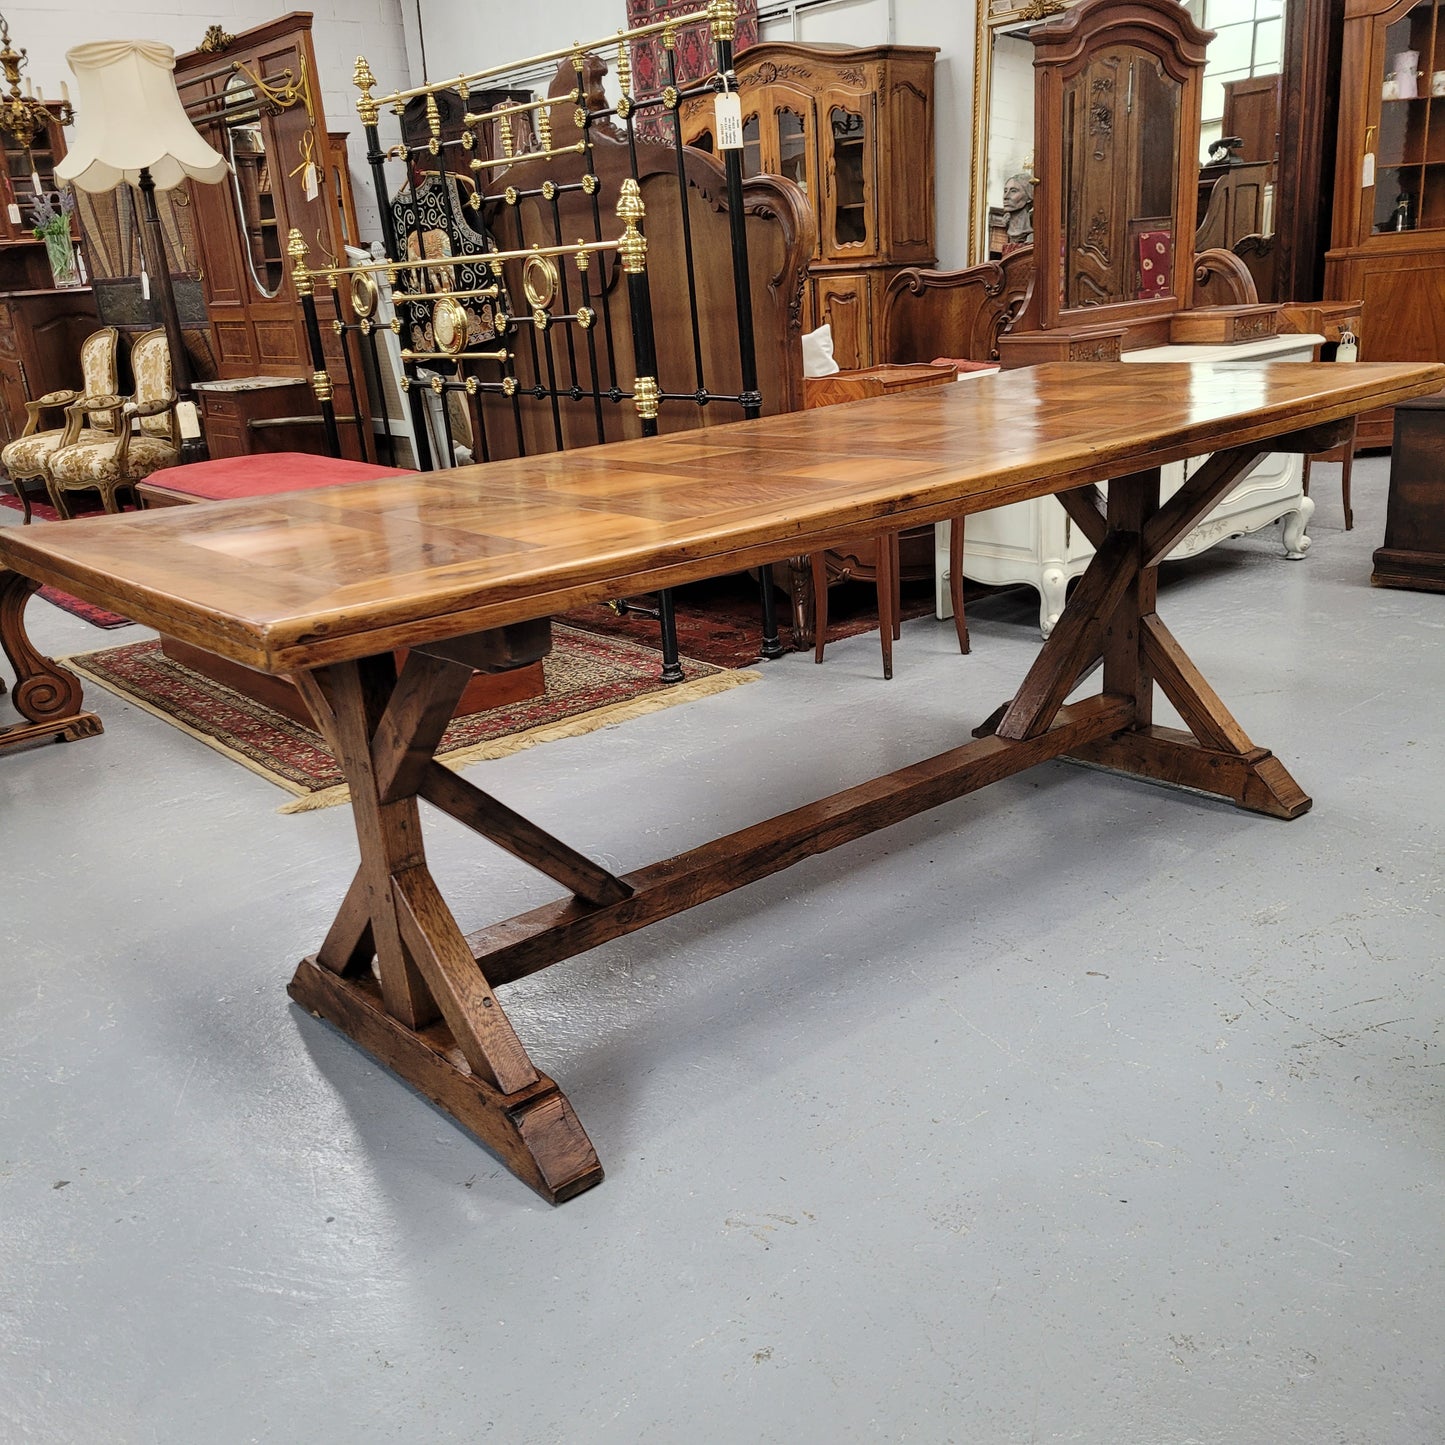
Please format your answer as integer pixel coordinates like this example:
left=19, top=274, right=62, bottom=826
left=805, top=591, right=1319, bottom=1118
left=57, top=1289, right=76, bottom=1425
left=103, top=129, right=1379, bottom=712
left=55, top=40, right=228, bottom=192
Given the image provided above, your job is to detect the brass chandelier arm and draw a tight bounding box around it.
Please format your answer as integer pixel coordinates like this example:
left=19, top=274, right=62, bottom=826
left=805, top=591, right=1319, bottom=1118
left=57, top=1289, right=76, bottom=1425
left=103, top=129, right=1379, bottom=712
left=0, top=12, right=73, bottom=142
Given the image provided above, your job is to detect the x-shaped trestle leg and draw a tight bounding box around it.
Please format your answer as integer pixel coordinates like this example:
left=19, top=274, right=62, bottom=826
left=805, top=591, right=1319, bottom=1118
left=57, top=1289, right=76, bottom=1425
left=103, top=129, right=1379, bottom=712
left=976, top=433, right=1346, bottom=820
left=285, top=629, right=618, bottom=1203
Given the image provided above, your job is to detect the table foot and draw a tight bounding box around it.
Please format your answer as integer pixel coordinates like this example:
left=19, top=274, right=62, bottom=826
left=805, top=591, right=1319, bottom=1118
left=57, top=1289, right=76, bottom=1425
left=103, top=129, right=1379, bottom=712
left=0, top=568, right=105, bottom=756
left=1068, top=725, right=1310, bottom=819
left=0, top=710, right=104, bottom=753
left=288, top=957, right=604, bottom=1205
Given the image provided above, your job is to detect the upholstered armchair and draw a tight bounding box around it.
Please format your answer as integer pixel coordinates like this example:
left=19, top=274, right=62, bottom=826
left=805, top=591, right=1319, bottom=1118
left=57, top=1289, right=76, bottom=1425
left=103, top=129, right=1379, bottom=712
left=0, top=327, right=121, bottom=523
left=48, top=330, right=182, bottom=518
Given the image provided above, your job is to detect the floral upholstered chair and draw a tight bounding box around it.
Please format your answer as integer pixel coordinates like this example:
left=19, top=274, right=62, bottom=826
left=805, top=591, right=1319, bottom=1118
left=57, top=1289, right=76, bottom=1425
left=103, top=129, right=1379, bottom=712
left=48, top=330, right=181, bottom=518
left=0, top=327, right=121, bottom=522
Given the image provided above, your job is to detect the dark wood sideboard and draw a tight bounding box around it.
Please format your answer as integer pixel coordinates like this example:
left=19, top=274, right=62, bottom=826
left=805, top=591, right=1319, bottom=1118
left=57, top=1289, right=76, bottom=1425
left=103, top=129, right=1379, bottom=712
left=1372, top=394, right=1445, bottom=591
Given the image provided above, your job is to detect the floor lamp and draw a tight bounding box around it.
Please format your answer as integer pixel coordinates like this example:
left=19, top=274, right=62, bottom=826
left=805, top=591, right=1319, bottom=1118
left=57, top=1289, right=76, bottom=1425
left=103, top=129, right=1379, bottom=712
left=55, top=41, right=228, bottom=461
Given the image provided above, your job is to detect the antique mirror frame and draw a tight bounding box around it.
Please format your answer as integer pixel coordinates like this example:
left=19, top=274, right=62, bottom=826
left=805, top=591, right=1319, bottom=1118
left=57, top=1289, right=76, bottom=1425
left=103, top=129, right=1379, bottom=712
left=1027, top=0, right=1212, bottom=345
left=969, top=0, right=1076, bottom=264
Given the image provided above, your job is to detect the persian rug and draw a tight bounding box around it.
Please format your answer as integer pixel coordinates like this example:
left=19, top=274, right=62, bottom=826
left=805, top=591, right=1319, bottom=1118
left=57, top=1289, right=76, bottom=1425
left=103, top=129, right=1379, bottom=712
left=0, top=492, right=135, bottom=628
left=626, top=0, right=757, bottom=142
left=63, top=625, right=758, bottom=813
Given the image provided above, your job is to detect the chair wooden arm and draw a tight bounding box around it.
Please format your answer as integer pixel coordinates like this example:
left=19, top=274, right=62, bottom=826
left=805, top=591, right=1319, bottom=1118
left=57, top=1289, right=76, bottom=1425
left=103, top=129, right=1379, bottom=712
left=60, top=393, right=127, bottom=447
left=121, top=393, right=179, bottom=422
left=114, top=393, right=178, bottom=474
left=20, top=389, right=80, bottom=436
left=1192, top=247, right=1259, bottom=307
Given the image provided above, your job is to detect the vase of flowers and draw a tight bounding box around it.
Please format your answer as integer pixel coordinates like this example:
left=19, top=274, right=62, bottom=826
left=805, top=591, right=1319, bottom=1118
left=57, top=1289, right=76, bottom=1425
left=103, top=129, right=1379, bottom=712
left=31, top=188, right=81, bottom=289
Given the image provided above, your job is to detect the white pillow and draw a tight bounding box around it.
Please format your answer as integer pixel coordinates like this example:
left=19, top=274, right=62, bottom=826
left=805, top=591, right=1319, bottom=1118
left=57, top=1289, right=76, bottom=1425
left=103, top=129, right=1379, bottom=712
left=801, top=323, right=840, bottom=378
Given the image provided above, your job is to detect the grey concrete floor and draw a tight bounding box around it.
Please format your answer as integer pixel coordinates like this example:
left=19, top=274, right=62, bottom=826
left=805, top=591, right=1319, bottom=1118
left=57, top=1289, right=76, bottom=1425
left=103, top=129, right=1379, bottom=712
left=0, top=459, right=1441, bottom=1444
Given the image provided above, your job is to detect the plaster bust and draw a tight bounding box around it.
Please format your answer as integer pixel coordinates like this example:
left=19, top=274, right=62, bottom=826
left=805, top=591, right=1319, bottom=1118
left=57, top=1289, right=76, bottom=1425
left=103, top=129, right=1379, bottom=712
left=1001, top=172, right=1035, bottom=250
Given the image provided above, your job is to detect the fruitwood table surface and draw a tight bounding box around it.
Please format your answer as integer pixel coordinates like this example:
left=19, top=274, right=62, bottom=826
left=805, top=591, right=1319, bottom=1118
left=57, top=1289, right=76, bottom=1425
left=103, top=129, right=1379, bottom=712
left=1, top=361, right=1439, bottom=1203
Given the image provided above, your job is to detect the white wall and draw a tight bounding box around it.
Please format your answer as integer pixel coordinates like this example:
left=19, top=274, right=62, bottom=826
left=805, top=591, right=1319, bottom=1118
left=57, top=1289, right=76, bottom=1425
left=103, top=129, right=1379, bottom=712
left=10, top=0, right=994, bottom=263
left=406, top=0, right=985, bottom=267
left=3, top=0, right=411, bottom=241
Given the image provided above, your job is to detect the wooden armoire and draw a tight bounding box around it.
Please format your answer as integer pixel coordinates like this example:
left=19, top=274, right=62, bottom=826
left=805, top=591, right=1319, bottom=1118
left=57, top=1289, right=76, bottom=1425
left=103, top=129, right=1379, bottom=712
left=173, top=14, right=367, bottom=456
left=679, top=42, right=937, bottom=371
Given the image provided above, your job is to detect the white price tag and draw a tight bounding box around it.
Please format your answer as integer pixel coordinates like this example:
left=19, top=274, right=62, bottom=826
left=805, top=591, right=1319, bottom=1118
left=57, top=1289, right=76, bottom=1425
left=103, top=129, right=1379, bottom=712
left=140, top=269, right=150, bottom=301
left=1362, top=151, right=1376, bottom=188
left=1335, top=331, right=1359, bottom=363
left=175, top=400, right=202, bottom=439
left=303, top=161, right=319, bottom=202
left=6, top=203, right=19, bottom=225
left=715, top=90, right=743, bottom=150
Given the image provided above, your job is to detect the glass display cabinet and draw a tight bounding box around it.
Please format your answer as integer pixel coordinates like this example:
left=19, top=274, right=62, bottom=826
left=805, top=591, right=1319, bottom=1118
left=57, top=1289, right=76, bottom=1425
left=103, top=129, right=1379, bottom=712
left=680, top=43, right=937, bottom=370
left=1327, top=0, right=1445, bottom=445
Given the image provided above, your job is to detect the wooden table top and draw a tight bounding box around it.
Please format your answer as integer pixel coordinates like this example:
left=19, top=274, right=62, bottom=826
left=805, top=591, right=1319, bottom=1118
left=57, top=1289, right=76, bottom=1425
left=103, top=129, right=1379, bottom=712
left=2, top=361, right=1440, bottom=673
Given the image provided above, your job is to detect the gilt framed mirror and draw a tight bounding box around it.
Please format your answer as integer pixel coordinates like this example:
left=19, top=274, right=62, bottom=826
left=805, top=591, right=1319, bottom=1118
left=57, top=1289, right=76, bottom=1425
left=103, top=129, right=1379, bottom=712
left=969, top=0, right=1078, bottom=264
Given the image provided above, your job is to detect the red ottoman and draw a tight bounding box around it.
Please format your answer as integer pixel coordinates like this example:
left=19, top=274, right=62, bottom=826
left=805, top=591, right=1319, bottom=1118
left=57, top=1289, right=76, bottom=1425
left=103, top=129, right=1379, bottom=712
left=137, top=452, right=413, bottom=507
left=137, top=452, right=547, bottom=722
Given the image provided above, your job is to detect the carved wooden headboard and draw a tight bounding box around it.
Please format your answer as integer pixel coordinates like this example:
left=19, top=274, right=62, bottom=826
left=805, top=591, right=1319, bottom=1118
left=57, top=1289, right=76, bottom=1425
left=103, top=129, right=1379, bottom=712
left=880, top=247, right=1033, bottom=366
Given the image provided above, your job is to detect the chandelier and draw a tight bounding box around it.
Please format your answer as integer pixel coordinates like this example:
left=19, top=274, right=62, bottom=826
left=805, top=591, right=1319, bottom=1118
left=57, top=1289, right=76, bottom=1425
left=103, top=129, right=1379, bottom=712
left=0, top=13, right=72, bottom=146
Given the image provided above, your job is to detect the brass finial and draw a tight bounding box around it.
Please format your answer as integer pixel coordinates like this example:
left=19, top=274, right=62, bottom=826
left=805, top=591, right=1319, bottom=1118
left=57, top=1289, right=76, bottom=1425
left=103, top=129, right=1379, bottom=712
left=354, top=56, right=379, bottom=125
left=499, top=112, right=514, bottom=159
left=617, top=178, right=647, bottom=274
left=287, top=228, right=313, bottom=296
left=711, top=0, right=739, bottom=42
left=425, top=92, right=441, bottom=153
left=616, top=34, right=632, bottom=119
left=537, top=104, right=551, bottom=155
left=633, top=376, right=660, bottom=421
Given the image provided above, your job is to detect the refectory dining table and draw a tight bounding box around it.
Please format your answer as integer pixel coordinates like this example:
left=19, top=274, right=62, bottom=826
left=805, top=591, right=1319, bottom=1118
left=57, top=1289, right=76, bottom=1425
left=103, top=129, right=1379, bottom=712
left=1, top=360, right=1439, bottom=1203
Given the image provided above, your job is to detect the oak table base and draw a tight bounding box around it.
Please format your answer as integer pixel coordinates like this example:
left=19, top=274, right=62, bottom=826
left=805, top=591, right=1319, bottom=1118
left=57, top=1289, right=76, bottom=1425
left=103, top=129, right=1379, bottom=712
left=282, top=447, right=1311, bottom=1204
left=0, top=571, right=103, bottom=755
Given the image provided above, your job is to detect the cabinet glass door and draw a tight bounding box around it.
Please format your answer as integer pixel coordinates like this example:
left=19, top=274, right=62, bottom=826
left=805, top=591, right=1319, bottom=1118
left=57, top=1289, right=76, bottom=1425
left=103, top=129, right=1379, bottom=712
left=777, top=107, right=809, bottom=196
left=823, top=94, right=876, bottom=255
left=742, top=111, right=762, bottom=178
left=1373, top=1, right=1445, bottom=231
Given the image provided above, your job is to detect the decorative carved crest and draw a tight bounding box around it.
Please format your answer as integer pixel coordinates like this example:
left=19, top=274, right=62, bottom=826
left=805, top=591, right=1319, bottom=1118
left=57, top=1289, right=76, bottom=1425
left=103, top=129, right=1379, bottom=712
left=198, top=25, right=235, bottom=54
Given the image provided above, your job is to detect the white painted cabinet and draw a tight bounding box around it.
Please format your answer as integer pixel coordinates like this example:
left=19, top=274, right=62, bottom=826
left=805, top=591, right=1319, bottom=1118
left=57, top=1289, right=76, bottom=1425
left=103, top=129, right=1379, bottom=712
left=935, top=335, right=1324, bottom=636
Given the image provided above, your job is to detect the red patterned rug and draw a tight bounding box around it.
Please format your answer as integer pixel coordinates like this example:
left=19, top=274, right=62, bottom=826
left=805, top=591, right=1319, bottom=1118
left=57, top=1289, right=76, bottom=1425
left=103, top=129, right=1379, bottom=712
left=63, top=625, right=757, bottom=811
left=626, top=0, right=757, bottom=142
left=562, top=572, right=935, bottom=668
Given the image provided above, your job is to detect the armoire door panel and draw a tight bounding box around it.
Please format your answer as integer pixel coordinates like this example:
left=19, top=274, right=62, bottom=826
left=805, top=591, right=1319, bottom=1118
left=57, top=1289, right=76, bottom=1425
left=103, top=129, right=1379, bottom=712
left=813, top=273, right=872, bottom=370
